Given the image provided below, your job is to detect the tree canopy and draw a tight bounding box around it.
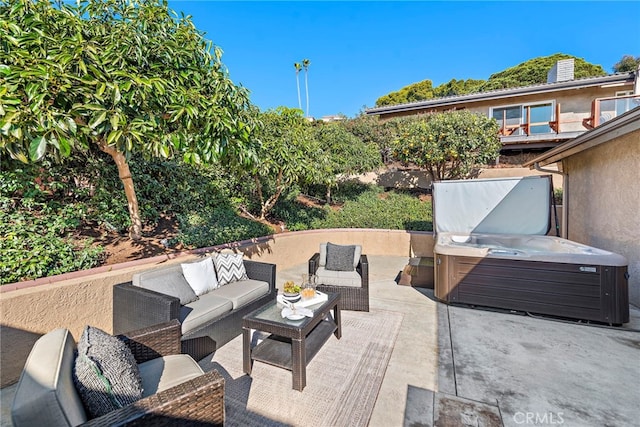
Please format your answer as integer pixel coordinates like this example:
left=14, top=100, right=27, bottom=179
left=375, top=53, right=607, bottom=107
left=480, top=53, right=605, bottom=91
left=376, top=79, right=435, bottom=107
left=613, top=55, right=640, bottom=73
left=391, top=111, right=501, bottom=181
left=311, top=121, right=381, bottom=202
left=245, top=107, right=318, bottom=219
left=0, top=0, right=260, bottom=239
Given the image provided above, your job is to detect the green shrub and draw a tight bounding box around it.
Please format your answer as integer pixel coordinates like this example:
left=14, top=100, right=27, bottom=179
left=272, top=184, right=432, bottom=232
left=177, top=206, right=273, bottom=249
left=271, top=190, right=327, bottom=231
left=1, top=152, right=432, bottom=285
left=302, top=179, right=372, bottom=204
left=553, top=188, right=563, bottom=205
left=311, top=189, right=432, bottom=231
left=0, top=200, right=102, bottom=285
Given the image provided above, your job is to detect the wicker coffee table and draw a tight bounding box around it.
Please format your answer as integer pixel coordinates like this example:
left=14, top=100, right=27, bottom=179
left=242, top=292, right=341, bottom=391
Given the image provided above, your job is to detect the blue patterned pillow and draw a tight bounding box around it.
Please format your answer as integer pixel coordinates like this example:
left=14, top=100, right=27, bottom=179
left=73, top=326, right=143, bottom=418
left=213, top=253, right=248, bottom=286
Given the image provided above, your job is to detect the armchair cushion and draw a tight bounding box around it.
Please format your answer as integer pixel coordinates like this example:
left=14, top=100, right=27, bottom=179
left=181, top=257, right=219, bottom=296
left=214, top=253, right=248, bottom=286
left=315, top=267, right=363, bottom=287
left=73, top=326, right=143, bottom=418
left=320, top=243, right=362, bottom=270
left=12, top=328, right=87, bottom=427
left=133, top=264, right=198, bottom=305
left=138, top=354, right=205, bottom=397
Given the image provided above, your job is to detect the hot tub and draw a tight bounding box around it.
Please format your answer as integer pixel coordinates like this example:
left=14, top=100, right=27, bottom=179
left=432, top=176, right=629, bottom=324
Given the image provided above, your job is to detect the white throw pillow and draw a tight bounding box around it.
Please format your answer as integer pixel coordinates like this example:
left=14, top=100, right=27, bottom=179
left=181, top=257, right=218, bottom=296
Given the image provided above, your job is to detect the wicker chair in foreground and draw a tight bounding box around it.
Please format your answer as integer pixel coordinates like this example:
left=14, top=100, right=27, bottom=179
left=12, top=320, right=224, bottom=427
left=309, top=242, right=369, bottom=312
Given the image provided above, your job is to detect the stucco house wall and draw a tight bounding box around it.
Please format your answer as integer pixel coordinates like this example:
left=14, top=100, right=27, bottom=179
left=564, top=130, right=640, bottom=307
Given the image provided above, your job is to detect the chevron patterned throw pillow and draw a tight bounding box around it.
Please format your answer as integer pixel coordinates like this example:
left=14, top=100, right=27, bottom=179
left=214, top=253, right=248, bottom=286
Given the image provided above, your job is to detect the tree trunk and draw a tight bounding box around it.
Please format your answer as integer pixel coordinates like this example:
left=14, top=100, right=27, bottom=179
left=304, top=70, right=310, bottom=117
left=98, top=141, right=143, bottom=240
left=296, top=71, right=302, bottom=111
left=326, top=186, right=331, bottom=204
left=258, top=169, right=283, bottom=220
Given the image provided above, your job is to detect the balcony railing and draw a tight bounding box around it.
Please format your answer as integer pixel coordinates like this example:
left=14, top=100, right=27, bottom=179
left=582, top=94, right=640, bottom=130
left=498, top=104, right=562, bottom=137
left=497, top=94, right=640, bottom=138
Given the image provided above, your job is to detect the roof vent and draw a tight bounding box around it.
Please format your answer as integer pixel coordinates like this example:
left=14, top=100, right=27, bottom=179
left=547, top=58, right=575, bottom=83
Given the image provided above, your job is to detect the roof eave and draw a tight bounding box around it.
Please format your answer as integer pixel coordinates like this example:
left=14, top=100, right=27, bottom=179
left=366, top=73, right=635, bottom=116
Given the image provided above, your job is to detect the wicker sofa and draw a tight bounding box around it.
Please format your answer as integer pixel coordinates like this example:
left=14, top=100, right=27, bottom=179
left=12, top=320, right=225, bottom=426
left=309, top=243, right=369, bottom=312
left=113, top=258, right=276, bottom=360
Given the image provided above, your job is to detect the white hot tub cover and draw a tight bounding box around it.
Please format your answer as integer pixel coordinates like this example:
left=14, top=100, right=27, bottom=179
left=432, top=175, right=552, bottom=235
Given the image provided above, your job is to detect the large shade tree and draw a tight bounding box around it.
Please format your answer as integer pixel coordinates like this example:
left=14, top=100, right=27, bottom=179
left=0, top=0, right=260, bottom=239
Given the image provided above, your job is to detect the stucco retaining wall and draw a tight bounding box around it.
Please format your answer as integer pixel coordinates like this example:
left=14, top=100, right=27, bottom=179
left=0, top=228, right=433, bottom=387
left=564, top=130, right=640, bottom=307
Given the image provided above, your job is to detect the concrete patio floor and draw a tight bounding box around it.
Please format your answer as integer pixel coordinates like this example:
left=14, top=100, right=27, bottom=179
left=2, top=255, right=639, bottom=426
left=279, top=255, right=640, bottom=427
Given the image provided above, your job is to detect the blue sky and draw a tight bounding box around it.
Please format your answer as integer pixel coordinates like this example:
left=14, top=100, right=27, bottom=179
left=169, top=1, right=640, bottom=119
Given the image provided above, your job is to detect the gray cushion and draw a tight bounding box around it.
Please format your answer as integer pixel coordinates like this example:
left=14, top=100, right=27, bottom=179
left=179, top=294, right=234, bottom=334
left=12, top=329, right=88, bottom=427
left=138, top=355, right=204, bottom=397
left=325, top=242, right=356, bottom=271
left=316, top=267, right=362, bottom=287
left=320, top=243, right=362, bottom=269
left=133, top=264, right=198, bottom=305
left=213, top=253, right=248, bottom=286
left=208, top=279, right=270, bottom=309
left=73, top=326, right=143, bottom=418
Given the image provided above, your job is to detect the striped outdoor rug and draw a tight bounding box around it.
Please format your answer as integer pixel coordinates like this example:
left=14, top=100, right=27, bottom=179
left=199, top=309, right=403, bottom=427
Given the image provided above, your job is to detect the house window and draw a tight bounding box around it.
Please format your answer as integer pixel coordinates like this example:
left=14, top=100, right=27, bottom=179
left=492, top=106, right=522, bottom=135
left=491, top=101, right=555, bottom=136
left=615, top=91, right=634, bottom=117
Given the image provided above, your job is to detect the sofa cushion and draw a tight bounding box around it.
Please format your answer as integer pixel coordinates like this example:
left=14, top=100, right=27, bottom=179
left=73, top=326, right=143, bottom=418
left=316, top=267, right=362, bottom=288
left=214, top=253, right=248, bottom=286
left=325, top=242, right=356, bottom=271
left=179, top=295, right=234, bottom=334
left=12, top=328, right=88, bottom=427
left=320, top=243, right=362, bottom=269
left=138, top=354, right=204, bottom=397
left=208, top=279, right=270, bottom=309
left=133, top=264, right=198, bottom=305
left=181, top=257, right=218, bottom=296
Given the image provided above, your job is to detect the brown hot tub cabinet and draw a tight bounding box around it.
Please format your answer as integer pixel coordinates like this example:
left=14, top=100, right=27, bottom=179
left=432, top=176, right=629, bottom=324
left=434, top=254, right=629, bottom=324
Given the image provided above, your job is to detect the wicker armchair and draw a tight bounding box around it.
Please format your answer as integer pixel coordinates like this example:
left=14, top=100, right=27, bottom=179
left=12, top=320, right=224, bottom=427
left=309, top=248, right=369, bottom=312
